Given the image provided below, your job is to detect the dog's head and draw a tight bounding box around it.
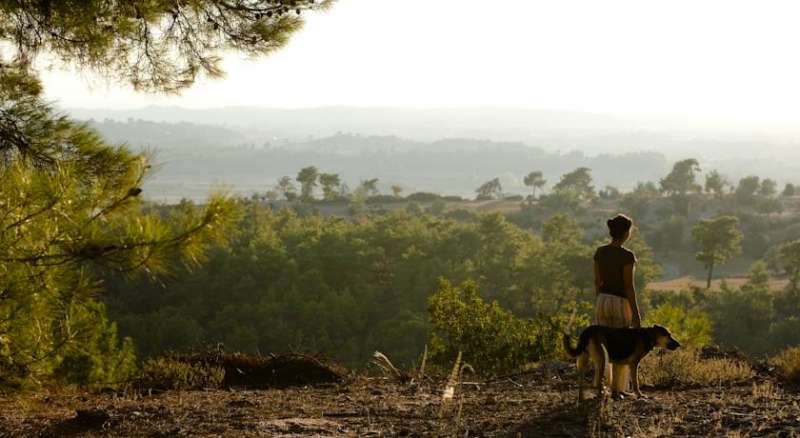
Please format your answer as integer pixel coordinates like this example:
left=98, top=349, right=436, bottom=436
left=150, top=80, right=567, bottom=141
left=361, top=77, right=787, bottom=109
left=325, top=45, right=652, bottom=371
left=651, top=325, right=681, bottom=350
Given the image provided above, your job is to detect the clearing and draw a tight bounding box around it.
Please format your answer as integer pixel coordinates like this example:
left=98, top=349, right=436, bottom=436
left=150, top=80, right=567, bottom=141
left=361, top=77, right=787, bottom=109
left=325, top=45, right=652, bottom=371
left=2, top=364, right=798, bottom=437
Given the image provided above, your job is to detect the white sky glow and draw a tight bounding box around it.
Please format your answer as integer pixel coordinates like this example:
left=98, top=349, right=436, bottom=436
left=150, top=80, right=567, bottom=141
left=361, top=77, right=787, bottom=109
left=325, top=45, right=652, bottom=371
left=41, top=0, right=800, bottom=123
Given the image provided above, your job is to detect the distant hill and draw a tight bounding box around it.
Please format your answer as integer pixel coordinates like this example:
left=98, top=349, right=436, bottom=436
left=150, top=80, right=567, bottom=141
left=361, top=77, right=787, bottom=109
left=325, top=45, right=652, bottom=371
left=84, top=121, right=669, bottom=201
left=74, top=114, right=800, bottom=202
left=69, top=106, right=800, bottom=176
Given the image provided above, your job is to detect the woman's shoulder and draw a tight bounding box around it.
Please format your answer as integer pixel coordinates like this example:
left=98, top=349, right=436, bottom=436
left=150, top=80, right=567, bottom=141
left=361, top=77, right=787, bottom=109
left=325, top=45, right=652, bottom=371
left=621, top=246, right=637, bottom=262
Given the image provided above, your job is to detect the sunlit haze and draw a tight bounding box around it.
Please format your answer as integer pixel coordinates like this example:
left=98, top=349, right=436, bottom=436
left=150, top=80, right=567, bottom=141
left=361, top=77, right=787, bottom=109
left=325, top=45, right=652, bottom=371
left=41, top=0, right=800, bottom=126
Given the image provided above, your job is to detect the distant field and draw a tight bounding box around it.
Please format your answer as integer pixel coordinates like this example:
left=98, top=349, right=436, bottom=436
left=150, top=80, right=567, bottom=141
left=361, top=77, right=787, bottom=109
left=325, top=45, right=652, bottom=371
left=648, top=276, right=789, bottom=292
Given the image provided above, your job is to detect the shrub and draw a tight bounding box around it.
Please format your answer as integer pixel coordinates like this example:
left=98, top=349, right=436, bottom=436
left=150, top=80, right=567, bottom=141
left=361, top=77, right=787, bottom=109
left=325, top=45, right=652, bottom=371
left=639, top=348, right=753, bottom=387
left=406, top=192, right=441, bottom=202
left=644, top=303, right=712, bottom=347
left=427, top=279, right=586, bottom=375
left=137, top=357, right=225, bottom=391
left=771, top=346, right=800, bottom=384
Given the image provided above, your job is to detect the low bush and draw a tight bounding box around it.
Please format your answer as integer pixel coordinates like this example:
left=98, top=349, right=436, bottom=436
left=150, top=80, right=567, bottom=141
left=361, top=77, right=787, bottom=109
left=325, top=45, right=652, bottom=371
left=639, top=348, right=753, bottom=387
left=406, top=192, right=441, bottom=202
left=428, top=279, right=588, bottom=375
left=644, top=303, right=712, bottom=347
left=136, top=357, right=225, bottom=391
left=771, top=346, right=800, bottom=385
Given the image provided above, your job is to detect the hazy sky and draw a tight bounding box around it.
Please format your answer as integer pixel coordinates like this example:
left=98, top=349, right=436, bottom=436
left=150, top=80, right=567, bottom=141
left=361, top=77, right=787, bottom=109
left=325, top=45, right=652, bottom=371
left=41, top=0, right=800, bottom=123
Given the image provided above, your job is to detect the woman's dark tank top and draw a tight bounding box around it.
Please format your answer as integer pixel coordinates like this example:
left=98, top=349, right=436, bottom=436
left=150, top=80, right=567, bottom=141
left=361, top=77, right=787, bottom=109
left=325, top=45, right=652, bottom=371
left=594, top=244, right=637, bottom=297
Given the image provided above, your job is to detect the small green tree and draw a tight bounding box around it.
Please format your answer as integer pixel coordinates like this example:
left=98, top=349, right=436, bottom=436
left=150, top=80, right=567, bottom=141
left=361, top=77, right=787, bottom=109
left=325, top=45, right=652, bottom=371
left=759, top=178, right=778, bottom=197
left=276, top=176, right=297, bottom=201
left=660, top=158, right=701, bottom=196
left=735, top=176, right=761, bottom=204
left=552, top=167, right=595, bottom=201
left=319, top=173, right=341, bottom=201
left=782, top=183, right=796, bottom=197
left=360, top=178, right=380, bottom=197
left=692, top=216, right=743, bottom=289
left=296, top=166, right=319, bottom=201
left=475, top=177, right=502, bottom=200
left=777, top=240, right=800, bottom=292
left=704, top=170, right=728, bottom=198
left=391, top=185, right=404, bottom=198
left=771, top=240, right=800, bottom=318
left=523, top=171, right=547, bottom=199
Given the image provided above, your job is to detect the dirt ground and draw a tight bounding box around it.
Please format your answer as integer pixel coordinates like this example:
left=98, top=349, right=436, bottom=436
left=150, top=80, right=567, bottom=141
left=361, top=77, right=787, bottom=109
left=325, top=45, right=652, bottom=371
left=2, top=366, right=799, bottom=437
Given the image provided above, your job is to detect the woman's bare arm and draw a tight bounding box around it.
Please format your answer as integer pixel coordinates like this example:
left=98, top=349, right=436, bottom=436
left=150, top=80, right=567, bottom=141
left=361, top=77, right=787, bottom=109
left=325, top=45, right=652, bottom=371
left=624, top=264, right=641, bottom=328
left=593, top=260, right=602, bottom=296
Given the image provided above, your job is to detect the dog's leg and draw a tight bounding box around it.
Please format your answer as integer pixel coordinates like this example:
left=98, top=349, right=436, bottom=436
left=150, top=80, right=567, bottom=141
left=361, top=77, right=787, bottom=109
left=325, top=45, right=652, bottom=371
left=632, top=360, right=646, bottom=398
left=577, top=355, right=585, bottom=404
left=595, top=344, right=607, bottom=401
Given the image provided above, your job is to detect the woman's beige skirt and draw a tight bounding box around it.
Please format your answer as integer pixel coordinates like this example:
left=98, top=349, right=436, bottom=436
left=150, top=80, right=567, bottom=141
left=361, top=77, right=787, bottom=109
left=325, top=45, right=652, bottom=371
left=595, top=293, right=633, bottom=392
left=596, top=293, right=633, bottom=328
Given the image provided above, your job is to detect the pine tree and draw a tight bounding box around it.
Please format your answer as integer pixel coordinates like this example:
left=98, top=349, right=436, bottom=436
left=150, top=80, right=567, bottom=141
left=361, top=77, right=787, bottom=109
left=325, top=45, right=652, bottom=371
left=0, top=0, right=335, bottom=93
left=0, top=65, right=238, bottom=387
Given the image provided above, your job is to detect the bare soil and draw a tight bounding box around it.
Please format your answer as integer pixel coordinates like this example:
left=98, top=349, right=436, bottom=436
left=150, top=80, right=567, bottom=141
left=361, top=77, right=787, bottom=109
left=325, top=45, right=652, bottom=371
left=2, top=366, right=799, bottom=437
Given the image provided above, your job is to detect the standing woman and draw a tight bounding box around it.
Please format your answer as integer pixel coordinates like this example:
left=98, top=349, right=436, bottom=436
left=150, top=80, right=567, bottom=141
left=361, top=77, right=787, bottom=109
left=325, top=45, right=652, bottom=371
left=593, top=214, right=642, bottom=398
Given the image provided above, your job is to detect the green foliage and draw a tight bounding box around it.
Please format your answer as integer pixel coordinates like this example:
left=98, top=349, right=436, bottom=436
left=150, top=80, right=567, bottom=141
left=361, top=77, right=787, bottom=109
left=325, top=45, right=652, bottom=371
left=104, top=203, right=610, bottom=368
left=0, top=66, right=237, bottom=388
left=0, top=0, right=334, bottom=93
left=276, top=176, right=298, bottom=201
left=553, top=167, right=595, bottom=201
left=782, top=183, right=796, bottom=197
left=319, top=173, right=342, bottom=201
left=735, top=175, right=761, bottom=204
left=53, top=300, right=137, bottom=386
left=598, top=185, right=621, bottom=200
left=360, top=178, right=380, bottom=196
left=692, top=215, right=743, bottom=288
left=704, top=170, right=728, bottom=198
left=759, top=178, right=778, bottom=197
left=660, top=158, right=701, bottom=196
left=475, top=177, right=502, bottom=200
left=644, top=303, right=711, bottom=347
left=137, top=357, right=225, bottom=391
left=538, top=189, right=582, bottom=214
left=618, top=181, right=660, bottom=219
left=427, top=279, right=588, bottom=375
left=707, top=263, right=775, bottom=355
left=296, top=166, right=319, bottom=201
left=523, top=171, right=546, bottom=198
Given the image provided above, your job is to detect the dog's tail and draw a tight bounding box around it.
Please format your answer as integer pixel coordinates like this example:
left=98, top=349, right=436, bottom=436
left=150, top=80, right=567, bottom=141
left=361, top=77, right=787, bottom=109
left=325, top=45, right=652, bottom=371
left=562, top=332, right=585, bottom=357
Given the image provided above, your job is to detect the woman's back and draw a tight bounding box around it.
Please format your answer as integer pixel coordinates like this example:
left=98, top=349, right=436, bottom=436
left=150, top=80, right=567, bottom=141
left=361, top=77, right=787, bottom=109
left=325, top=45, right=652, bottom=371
left=594, top=244, right=636, bottom=297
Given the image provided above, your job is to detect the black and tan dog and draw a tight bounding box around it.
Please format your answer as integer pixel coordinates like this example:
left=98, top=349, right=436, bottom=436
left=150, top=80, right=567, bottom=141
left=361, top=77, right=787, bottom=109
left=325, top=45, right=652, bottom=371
left=562, top=325, right=680, bottom=401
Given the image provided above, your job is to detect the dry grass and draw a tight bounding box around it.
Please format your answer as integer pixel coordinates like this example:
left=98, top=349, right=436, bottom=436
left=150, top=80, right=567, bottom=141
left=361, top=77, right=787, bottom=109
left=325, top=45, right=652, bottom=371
left=639, top=348, right=754, bottom=387
left=771, top=346, right=800, bottom=384
left=648, top=275, right=789, bottom=292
